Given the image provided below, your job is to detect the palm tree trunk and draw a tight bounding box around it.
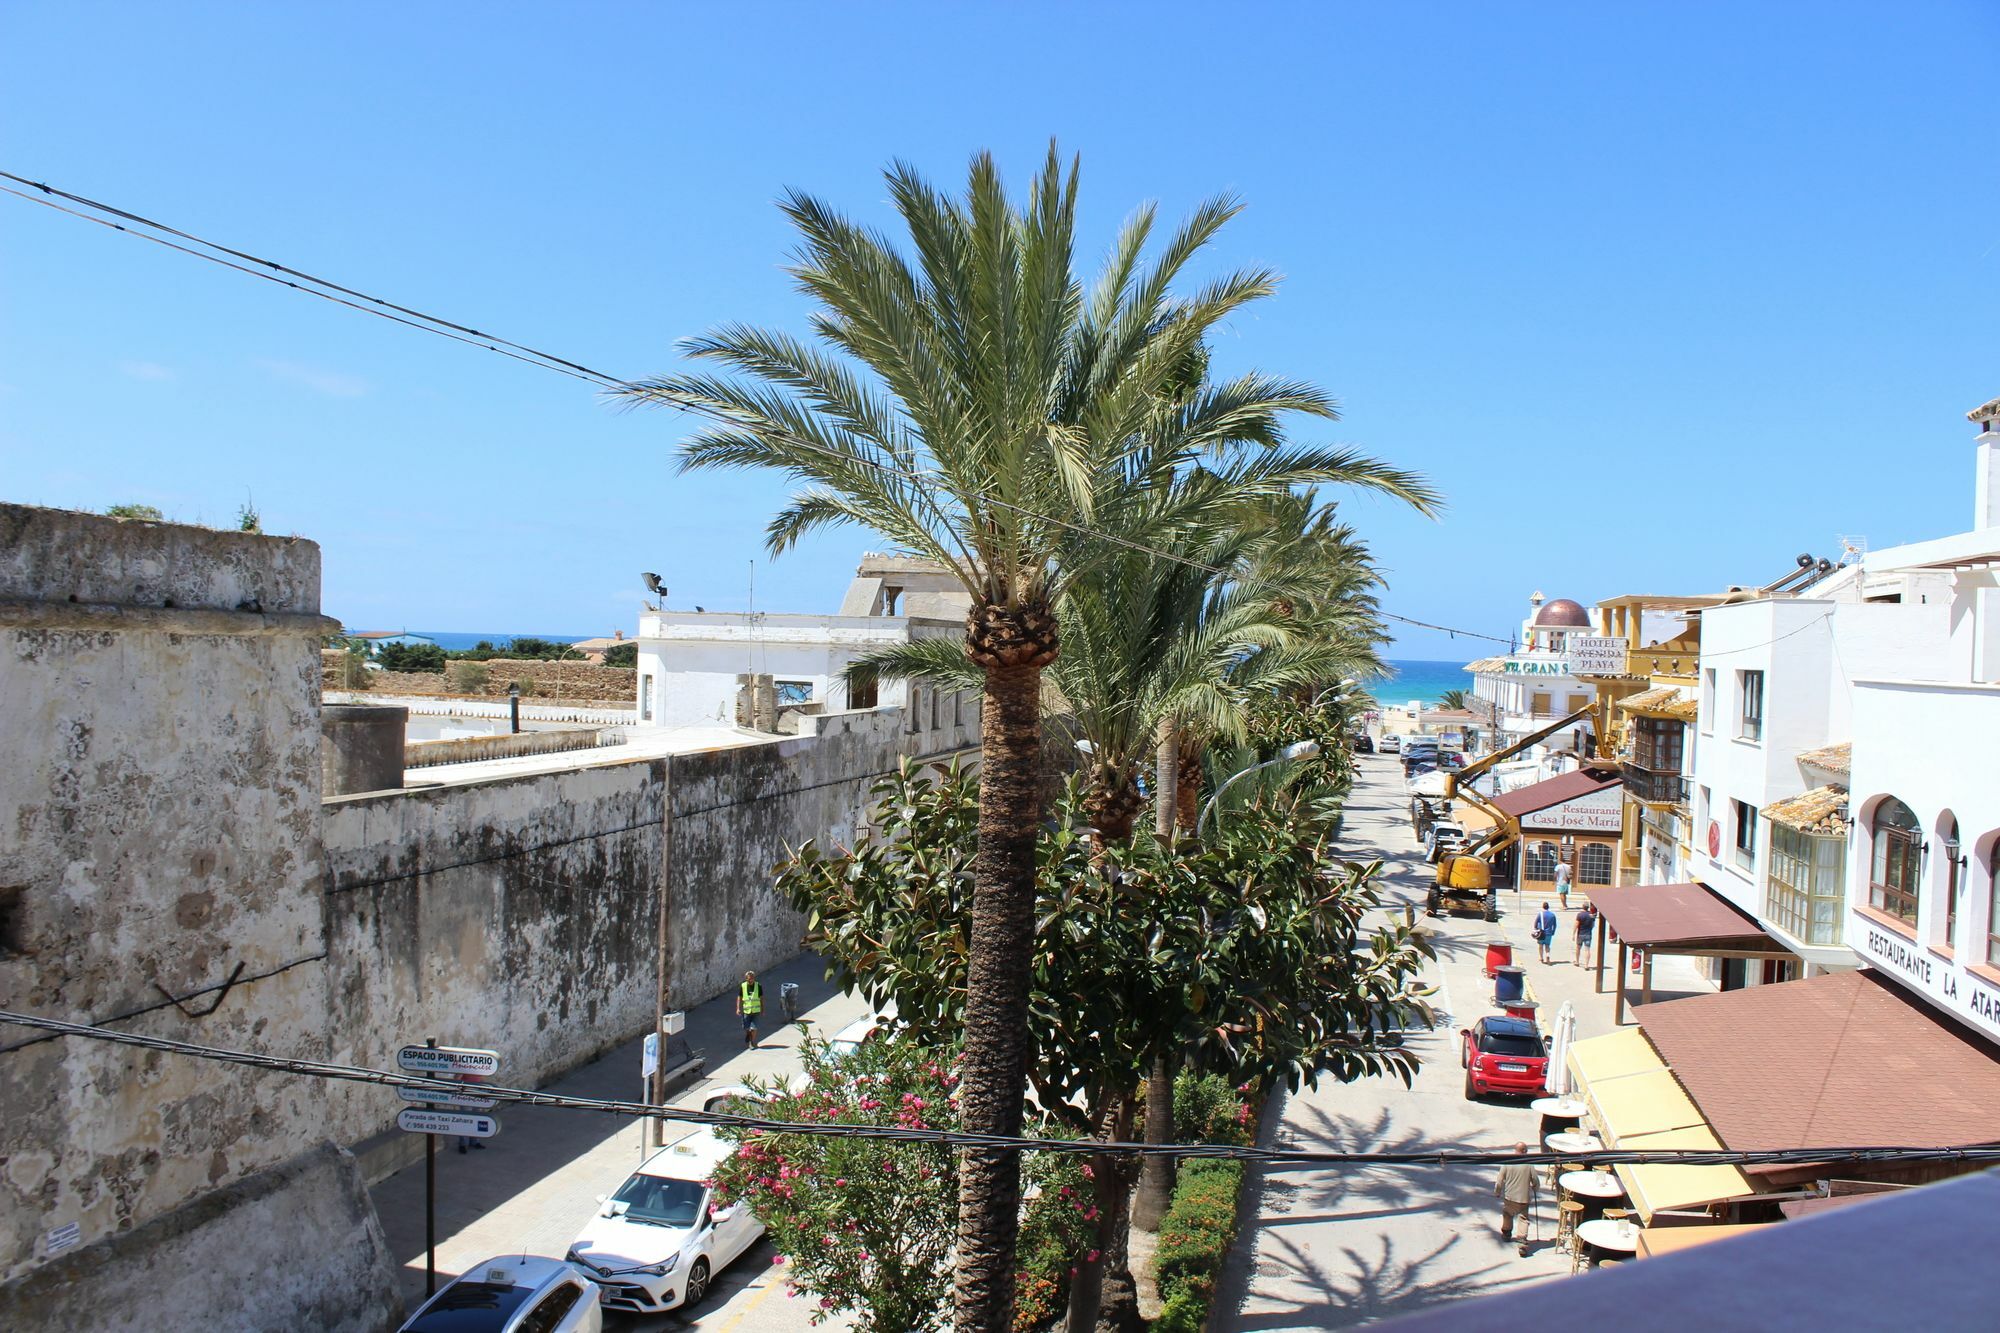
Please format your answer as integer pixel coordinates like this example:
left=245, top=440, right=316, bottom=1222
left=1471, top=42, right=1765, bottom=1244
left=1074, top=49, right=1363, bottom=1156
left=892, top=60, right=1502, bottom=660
left=1134, top=723, right=1181, bottom=1232
left=954, top=659, right=1046, bottom=1333
left=1153, top=720, right=1179, bottom=838
left=1175, top=738, right=1204, bottom=834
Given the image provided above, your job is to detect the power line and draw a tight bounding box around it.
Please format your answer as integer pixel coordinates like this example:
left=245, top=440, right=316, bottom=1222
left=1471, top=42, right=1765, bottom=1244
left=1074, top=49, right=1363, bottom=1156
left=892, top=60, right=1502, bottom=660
left=3, top=1006, right=1996, bottom=1171
left=1, top=170, right=1513, bottom=647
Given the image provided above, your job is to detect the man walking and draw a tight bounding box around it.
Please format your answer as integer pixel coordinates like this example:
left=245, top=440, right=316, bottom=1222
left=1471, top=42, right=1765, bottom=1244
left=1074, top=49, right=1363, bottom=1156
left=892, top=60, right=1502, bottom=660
left=736, top=970, right=764, bottom=1050
left=1533, top=901, right=1558, bottom=965
left=1554, top=856, right=1572, bottom=909
left=1574, top=902, right=1599, bottom=967
left=1496, top=1142, right=1537, bottom=1254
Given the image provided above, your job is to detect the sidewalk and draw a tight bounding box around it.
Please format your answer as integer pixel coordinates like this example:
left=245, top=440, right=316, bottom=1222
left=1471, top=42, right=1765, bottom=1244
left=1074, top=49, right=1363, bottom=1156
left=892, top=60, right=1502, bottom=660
left=1214, top=755, right=1711, bottom=1330
left=369, top=951, right=871, bottom=1327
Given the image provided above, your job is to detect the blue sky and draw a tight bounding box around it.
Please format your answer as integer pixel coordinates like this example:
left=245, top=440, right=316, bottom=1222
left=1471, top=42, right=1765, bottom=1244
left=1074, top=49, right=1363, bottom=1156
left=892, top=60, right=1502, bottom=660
left=3, top=3, right=1993, bottom=656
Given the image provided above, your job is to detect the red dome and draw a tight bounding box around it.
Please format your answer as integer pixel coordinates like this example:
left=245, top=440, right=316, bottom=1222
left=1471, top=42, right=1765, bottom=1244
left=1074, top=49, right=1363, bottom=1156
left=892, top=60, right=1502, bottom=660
left=1533, top=598, right=1591, bottom=628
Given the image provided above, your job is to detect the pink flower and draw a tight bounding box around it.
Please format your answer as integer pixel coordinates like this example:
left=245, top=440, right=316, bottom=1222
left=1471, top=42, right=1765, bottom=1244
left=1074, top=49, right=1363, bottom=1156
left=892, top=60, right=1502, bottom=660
left=820, top=1297, right=835, bottom=1310
left=1087, top=1249, right=1101, bottom=1263
left=772, top=1255, right=786, bottom=1266
left=835, top=1178, right=848, bottom=1187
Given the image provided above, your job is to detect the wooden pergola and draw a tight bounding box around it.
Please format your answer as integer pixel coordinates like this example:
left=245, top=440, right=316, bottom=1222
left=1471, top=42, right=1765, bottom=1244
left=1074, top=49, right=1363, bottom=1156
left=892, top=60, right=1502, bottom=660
left=1588, top=882, right=1796, bottom=1023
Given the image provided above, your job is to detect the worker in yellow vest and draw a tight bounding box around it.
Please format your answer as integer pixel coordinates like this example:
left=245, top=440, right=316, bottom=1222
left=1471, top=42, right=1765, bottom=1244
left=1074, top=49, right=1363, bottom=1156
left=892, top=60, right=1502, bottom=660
left=736, top=971, right=765, bottom=1050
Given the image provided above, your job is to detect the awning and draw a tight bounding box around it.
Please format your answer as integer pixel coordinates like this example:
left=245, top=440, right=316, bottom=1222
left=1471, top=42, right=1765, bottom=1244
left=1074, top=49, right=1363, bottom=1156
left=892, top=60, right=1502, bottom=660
left=1762, top=785, right=1848, bottom=835
left=1611, top=1126, right=1755, bottom=1220
left=1587, top=881, right=1781, bottom=952
left=1566, top=1027, right=1664, bottom=1086
left=1588, top=1067, right=1706, bottom=1142
left=1635, top=1223, right=1770, bottom=1258
left=1617, top=686, right=1698, bottom=721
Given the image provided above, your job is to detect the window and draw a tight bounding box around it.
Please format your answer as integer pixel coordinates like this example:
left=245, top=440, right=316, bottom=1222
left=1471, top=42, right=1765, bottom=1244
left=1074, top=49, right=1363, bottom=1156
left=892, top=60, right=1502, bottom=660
left=1700, top=669, right=1716, bottom=733
left=1632, top=717, right=1684, bottom=773
left=1566, top=692, right=1591, bottom=716
left=1579, top=842, right=1614, bottom=885
left=1943, top=818, right=1961, bottom=949
left=1732, top=799, right=1758, bottom=869
left=848, top=666, right=879, bottom=710
left=1768, top=826, right=1847, bottom=945
left=774, top=679, right=813, bottom=706
left=639, top=675, right=655, bottom=722
left=1868, top=798, right=1922, bottom=925
left=1737, top=670, right=1764, bottom=741
left=516, top=1283, right=585, bottom=1333
left=1988, top=858, right=2000, bottom=968
left=1531, top=693, right=1552, bottom=719
left=1698, top=784, right=1712, bottom=836
left=1523, top=842, right=1558, bottom=882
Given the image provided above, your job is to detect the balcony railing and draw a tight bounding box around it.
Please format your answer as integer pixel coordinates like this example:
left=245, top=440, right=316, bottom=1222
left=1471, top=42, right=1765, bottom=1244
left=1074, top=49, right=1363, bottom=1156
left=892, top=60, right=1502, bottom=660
left=1622, top=761, right=1689, bottom=806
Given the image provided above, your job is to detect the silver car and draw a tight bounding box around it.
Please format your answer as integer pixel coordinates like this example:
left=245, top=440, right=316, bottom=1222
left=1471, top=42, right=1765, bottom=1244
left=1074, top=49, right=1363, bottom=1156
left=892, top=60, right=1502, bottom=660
left=398, top=1255, right=602, bottom=1333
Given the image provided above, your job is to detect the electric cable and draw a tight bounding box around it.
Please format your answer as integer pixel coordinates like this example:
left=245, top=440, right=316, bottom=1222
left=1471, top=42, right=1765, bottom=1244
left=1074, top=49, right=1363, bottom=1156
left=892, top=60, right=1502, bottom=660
left=2, top=1007, right=1995, bottom=1171
left=1, top=170, right=1515, bottom=647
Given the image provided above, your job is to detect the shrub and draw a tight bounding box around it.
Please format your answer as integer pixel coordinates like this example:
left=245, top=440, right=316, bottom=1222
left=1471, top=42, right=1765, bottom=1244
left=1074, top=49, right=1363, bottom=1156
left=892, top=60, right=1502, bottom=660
left=1155, top=1288, right=1207, bottom=1333
left=104, top=503, right=163, bottom=520
left=447, top=661, right=488, bottom=693
left=377, top=642, right=446, bottom=673
left=1153, top=1158, right=1242, bottom=1307
left=602, top=642, right=637, bottom=668
left=1174, top=1071, right=1254, bottom=1148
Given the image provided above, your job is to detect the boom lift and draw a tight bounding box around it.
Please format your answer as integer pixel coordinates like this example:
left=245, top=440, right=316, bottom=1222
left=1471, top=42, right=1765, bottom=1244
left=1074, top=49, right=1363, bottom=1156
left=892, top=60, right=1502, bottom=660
left=1427, top=704, right=1599, bottom=919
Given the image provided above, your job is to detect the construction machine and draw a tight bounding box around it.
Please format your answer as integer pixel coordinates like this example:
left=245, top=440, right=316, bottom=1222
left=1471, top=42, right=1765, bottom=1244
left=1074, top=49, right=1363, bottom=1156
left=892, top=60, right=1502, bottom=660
left=1428, top=704, right=1599, bottom=919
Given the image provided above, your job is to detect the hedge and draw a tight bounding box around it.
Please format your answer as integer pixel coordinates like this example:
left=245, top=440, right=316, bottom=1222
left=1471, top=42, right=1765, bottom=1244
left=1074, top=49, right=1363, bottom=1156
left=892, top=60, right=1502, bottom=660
left=1151, top=1074, right=1254, bottom=1328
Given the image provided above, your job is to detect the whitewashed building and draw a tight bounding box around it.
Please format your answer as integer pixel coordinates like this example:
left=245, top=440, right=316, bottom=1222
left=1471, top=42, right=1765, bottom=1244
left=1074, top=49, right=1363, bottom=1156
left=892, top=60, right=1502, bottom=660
left=632, top=553, right=973, bottom=732
left=1464, top=592, right=1602, bottom=767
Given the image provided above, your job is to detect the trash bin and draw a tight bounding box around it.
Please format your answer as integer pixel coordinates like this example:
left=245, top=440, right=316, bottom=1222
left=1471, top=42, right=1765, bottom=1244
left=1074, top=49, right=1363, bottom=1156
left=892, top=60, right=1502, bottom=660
left=1484, top=941, right=1514, bottom=978
left=780, top=981, right=801, bottom=1023
left=1503, top=1000, right=1539, bottom=1021
left=1494, top=965, right=1526, bottom=1004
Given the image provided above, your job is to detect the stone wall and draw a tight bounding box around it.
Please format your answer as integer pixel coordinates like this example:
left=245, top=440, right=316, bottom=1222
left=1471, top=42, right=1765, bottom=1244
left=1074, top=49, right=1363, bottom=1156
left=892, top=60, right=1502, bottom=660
left=319, top=758, right=668, bottom=1148
left=0, top=504, right=399, bottom=1323
left=403, top=725, right=621, bottom=769
left=322, top=651, right=637, bottom=704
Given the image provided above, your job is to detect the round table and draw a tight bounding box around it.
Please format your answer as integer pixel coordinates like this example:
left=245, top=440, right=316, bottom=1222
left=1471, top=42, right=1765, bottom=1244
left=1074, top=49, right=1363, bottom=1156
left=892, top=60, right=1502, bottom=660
left=1545, top=1131, right=1602, bottom=1154
left=1560, top=1169, right=1626, bottom=1223
left=1533, top=1096, right=1590, bottom=1140
left=1575, top=1217, right=1640, bottom=1263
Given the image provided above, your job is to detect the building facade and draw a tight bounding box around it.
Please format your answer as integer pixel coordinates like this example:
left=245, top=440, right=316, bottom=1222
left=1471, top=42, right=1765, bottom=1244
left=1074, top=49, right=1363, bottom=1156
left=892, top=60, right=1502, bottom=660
left=1464, top=591, right=1602, bottom=771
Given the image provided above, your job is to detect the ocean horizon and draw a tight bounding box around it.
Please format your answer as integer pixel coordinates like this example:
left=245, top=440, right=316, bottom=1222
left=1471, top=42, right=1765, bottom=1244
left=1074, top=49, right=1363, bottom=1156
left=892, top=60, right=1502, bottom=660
left=1376, top=658, right=1472, bottom=709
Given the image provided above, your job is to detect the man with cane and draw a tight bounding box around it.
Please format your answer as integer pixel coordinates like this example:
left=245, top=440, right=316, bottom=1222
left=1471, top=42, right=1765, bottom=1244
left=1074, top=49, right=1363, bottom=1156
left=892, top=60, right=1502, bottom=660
left=1496, top=1142, right=1537, bottom=1256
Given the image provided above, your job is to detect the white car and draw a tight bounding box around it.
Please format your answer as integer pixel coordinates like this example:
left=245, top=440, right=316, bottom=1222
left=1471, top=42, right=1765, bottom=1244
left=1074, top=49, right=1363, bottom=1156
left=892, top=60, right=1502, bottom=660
left=827, top=1008, right=896, bottom=1063
left=567, top=1129, right=763, bottom=1316
left=398, top=1255, right=601, bottom=1332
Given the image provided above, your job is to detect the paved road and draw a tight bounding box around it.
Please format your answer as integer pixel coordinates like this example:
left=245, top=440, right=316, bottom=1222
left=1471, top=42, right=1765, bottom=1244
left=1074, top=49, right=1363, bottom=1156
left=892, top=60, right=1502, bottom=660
left=371, top=952, right=869, bottom=1333
left=1215, top=753, right=1712, bottom=1330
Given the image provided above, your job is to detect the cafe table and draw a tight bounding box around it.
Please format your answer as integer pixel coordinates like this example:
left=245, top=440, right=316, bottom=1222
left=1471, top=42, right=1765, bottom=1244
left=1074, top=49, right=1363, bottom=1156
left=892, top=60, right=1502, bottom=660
left=1559, top=1169, right=1626, bottom=1223
left=1575, top=1216, right=1641, bottom=1262
left=1545, top=1130, right=1602, bottom=1154
left=1533, top=1095, right=1591, bottom=1140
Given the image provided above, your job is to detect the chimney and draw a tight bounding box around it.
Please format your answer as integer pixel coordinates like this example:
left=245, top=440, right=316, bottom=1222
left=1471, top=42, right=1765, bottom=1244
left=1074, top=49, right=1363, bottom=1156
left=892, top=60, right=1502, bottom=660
left=1973, top=397, right=2000, bottom=531
left=322, top=703, right=407, bottom=795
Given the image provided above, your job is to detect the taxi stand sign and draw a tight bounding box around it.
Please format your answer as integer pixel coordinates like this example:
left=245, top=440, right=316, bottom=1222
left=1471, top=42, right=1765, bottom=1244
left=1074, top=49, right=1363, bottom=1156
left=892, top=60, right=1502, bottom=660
left=397, top=1107, right=499, bottom=1139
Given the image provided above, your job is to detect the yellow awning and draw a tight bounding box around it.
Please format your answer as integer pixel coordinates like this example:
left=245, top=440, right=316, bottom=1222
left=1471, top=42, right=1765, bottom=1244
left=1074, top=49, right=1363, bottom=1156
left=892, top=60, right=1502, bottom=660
left=1635, top=1223, right=1771, bottom=1259
left=1613, top=1126, right=1754, bottom=1222
left=1566, top=1027, right=1666, bottom=1087
left=1588, top=1067, right=1706, bottom=1143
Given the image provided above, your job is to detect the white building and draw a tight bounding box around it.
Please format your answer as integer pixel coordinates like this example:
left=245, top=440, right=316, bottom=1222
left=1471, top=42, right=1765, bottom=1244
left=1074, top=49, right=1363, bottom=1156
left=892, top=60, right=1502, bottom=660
left=1464, top=592, right=1601, bottom=766
left=1682, top=396, right=2000, bottom=1032
left=633, top=553, right=973, bottom=732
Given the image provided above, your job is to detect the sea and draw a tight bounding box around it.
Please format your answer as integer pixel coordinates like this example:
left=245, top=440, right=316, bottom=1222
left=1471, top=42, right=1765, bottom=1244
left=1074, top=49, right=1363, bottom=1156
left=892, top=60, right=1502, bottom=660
left=1376, top=659, right=1473, bottom=709
left=412, top=631, right=597, bottom=651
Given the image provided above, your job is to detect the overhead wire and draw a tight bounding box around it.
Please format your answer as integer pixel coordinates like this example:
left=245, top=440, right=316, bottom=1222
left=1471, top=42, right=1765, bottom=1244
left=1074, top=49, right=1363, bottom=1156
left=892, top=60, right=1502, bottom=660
left=2, top=169, right=1513, bottom=646
left=3, top=1007, right=1995, bottom=1170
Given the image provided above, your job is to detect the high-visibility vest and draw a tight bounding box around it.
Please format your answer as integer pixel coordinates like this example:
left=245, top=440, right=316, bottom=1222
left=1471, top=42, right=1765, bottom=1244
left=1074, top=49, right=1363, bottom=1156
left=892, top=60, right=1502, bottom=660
left=740, top=982, right=763, bottom=1015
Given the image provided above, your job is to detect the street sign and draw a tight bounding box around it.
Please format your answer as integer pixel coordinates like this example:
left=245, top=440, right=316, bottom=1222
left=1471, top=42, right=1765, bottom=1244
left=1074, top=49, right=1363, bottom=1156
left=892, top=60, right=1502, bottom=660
left=642, top=1032, right=660, bottom=1079
left=397, top=1045, right=501, bottom=1077
left=397, top=1083, right=496, bottom=1112
left=398, top=1108, right=500, bottom=1139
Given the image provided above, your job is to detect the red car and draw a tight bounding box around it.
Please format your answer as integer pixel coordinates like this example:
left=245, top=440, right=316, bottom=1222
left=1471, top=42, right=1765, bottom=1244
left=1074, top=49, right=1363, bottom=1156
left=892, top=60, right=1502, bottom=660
left=1460, top=1016, right=1549, bottom=1099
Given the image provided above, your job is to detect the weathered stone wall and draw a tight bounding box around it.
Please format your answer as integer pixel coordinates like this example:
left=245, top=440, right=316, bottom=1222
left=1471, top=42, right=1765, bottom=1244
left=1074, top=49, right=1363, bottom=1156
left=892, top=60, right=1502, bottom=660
left=0, top=504, right=397, bottom=1324
left=403, top=724, right=620, bottom=770
left=319, top=758, right=669, bottom=1147
left=0, top=1142, right=400, bottom=1333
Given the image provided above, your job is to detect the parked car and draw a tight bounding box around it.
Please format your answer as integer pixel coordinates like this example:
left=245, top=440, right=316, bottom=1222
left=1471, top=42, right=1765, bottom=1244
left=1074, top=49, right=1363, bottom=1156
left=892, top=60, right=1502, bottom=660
left=827, top=1006, right=897, bottom=1063
left=399, top=1256, right=601, bottom=1333
left=1460, top=1016, right=1549, bottom=1100
left=1379, top=734, right=1403, bottom=753
left=567, top=1129, right=764, bottom=1316
left=1351, top=733, right=1375, bottom=754
left=1424, top=821, right=1468, bottom=863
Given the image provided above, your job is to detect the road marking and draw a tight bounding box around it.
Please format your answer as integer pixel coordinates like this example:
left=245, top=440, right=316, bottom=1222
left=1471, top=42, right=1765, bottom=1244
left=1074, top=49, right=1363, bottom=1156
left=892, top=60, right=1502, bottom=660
left=708, top=1268, right=785, bottom=1333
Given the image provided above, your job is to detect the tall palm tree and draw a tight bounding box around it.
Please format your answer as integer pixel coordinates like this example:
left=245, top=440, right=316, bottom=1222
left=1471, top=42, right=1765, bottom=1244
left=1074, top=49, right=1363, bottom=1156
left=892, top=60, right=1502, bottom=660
left=1439, top=688, right=1470, bottom=711
left=616, top=146, right=1351, bottom=1332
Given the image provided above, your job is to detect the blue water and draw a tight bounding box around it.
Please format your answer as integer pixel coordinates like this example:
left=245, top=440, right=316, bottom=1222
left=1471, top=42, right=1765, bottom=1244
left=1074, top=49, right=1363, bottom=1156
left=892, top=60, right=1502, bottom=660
left=1376, top=659, right=1474, bottom=708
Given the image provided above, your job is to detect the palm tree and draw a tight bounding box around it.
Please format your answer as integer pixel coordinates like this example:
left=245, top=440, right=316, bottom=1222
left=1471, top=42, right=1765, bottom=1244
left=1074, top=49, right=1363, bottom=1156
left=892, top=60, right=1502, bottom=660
left=1439, top=688, right=1470, bottom=711
left=616, top=146, right=1351, bottom=1332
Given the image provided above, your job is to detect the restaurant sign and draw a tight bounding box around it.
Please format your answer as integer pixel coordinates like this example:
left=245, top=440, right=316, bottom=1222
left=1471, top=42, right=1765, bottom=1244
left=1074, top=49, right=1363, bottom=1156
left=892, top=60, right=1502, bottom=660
left=1567, top=636, right=1628, bottom=676
left=1520, top=787, right=1624, bottom=833
left=1852, top=914, right=2000, bottom=1041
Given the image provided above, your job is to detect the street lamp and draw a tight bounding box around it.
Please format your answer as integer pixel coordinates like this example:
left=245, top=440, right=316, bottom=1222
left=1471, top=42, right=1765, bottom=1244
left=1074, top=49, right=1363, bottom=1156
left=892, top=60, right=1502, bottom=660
left=1195, top=740, right=1321, bottom=838
left=1310, top=678, right=1361, bottom=708
left=508, top=681, right=522, bottom=735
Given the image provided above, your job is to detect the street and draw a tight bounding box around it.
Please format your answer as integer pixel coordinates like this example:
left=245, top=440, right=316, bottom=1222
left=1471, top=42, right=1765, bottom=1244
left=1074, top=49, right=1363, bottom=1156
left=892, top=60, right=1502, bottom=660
left=370, top=953, right=870, bottom=1332
left=1215, top=751, right=1713, bottom=1329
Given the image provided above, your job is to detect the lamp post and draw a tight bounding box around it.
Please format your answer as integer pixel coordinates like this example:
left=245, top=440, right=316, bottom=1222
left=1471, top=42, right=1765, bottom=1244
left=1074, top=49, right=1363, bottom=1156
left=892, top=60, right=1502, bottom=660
left=1195, top=740, right=1321, bottom=838
left=508, top=681, right=521, bottom=735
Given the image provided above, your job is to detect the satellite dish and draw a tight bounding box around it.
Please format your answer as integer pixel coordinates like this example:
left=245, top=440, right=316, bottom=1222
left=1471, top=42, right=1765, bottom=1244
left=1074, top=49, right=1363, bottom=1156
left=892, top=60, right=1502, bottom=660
left=642, top=572, right=667, bottom=597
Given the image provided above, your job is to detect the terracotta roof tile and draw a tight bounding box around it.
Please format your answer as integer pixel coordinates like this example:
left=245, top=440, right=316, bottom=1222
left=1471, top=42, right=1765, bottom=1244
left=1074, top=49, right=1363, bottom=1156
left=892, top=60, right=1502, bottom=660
left=1796, top=741, right=1852, bottom=775
left=1617, top=686, right=1698, bottom=721
left=1763, top=785, right=1849, bottom=835
left=1635, top=971, right=2000, bottom=1153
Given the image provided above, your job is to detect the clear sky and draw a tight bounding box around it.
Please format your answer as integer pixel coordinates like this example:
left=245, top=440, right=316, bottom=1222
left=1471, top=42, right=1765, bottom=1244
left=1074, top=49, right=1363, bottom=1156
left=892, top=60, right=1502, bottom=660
left=3, top=2, right=1993, bottom=656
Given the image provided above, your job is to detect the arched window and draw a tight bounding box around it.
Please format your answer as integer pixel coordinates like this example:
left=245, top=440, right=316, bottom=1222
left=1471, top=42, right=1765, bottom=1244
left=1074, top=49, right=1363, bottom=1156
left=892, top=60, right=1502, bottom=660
left=1579, top=842, right=1614, bottom=886
left=1524, top=842, right=1558, bottom=882
left=1942, top=817, right=1961, bottom=948
left=1987, top=855, right=2000, bottom=969
left=1869, top=798, right=1922, bottom=925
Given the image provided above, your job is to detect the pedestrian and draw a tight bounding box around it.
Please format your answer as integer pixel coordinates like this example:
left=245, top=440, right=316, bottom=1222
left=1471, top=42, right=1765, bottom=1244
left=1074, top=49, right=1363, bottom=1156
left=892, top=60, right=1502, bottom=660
left=1496, top=1142, right=1536, bottom=1252
left=1533, top=901, right=1558, bottom=965
left=1573, top=902, right=1598, bottom=966
left=1554, top=857, right=1572, bottom=909
left=737, top=970, right=764, bottom=1050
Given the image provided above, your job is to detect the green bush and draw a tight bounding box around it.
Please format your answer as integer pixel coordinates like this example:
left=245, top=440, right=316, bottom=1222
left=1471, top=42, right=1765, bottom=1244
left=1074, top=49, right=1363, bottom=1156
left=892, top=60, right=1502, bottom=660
left=1174, top=1071, right=1253, bottom=1147
left=1154, top=1288, right=1207, bottom=1333
left=602, top=642, right=637, bottom=668
left=377, top=642, right=446, bottom=673
left=447, top=661, right=489, bottom=693
left=1154, top=1158, right=1242, bottom=1305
